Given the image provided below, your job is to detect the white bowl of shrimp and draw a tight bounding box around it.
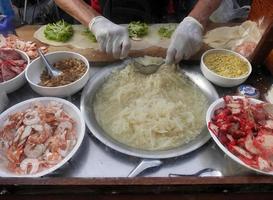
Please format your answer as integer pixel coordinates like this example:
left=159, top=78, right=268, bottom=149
left=0, top=97, right=85, bottom=177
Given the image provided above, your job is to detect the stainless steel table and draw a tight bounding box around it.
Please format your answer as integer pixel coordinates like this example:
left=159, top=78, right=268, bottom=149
left=5, top=63, right=257, bottom=178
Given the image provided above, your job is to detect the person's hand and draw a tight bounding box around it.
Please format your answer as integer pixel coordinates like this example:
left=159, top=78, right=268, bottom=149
left=166, top=16, right=203, bottom=64
left=89, top=16, right=131, bottom=59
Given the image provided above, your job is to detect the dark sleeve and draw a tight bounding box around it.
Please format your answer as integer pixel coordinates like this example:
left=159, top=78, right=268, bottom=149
left=99, top=0, right=111, bottom=19
left=175, top=0, right=198, bottom=21
left=99, top=0, right=153, bottom=23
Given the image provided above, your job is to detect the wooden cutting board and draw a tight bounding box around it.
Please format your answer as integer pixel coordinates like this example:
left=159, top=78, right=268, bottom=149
left=15, top=25, right=169, bottom=62
left=15, top=25, right=212, bottom=63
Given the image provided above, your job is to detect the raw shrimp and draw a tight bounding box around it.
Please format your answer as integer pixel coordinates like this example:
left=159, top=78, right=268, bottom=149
left=58, top=140, right=76, bottom=157
left=54, top=121, right=73, bottom=136
left=0, top=101, right=77, bottom=175
left=13, top=126, right=25, bottom=143
left=20, top=158, right=40, bottom=174
left=27, top=132, right=50, bottom=144
left=24, top=143, right=46, bottom=158
left=27, top=124, right=52, bottom=144
left=23, top=110, right=40, bottom=126
left=13, top=125, right=32, bottom=147
left=20, top=126, right=32, bottom=141
left=6, top=145, right=24, bottom=164
left=46, top=135, right=67, bottom=153
left=43, top=151, right=62, bottom=165
left=3, top=34, right=48, bottom=59
left=31, top=124, right=43, bottom=132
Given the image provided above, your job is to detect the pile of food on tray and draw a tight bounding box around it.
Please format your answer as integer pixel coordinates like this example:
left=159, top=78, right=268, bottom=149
left=1, top=0, right=272, bottom=178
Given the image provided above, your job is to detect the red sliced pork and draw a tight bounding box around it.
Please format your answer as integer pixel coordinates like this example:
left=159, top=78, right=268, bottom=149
left=210, top=96, right=273, bottom=172
left=257, top=156, right=271, bottom=171
left=245, top=134, right=260, bottom=155
left=1, top=64, right=17, bottom=81
left=0, top=49, right=21, bottom=60
left=0, top=49, right=27, bottom=83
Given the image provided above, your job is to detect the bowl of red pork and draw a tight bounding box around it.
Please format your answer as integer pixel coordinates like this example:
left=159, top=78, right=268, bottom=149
left=0, top=48, right=30, bottom=93
left=206, top=96, right=273, bottom=175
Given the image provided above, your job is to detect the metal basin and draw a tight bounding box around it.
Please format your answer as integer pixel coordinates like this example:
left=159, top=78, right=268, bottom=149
left=81, top=60, right=219, bottom=159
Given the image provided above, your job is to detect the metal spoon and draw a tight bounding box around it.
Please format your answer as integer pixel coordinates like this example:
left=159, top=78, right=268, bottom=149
left=169, top=168, right=223, bottom=177
left=37, top=48, right=62, bottom=77
left=128, top=159, right=163, bottom=177
left=133, top=59, right=164, bottom=75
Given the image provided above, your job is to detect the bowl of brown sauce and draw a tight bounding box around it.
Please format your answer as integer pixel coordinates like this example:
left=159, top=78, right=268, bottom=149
left=25, top=51, right=90, bottom=97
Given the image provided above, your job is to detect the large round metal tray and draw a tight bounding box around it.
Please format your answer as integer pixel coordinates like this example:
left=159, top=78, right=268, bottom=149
left=81, top=60, right=219, bottom=159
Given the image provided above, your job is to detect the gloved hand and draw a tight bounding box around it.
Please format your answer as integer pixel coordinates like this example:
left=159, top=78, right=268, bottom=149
left=166, top=16, right=203, bottom=64
left=89, top=16, right=131, bottom=59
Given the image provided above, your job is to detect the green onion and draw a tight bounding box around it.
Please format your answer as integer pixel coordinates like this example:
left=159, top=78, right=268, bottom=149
left=44, top=20, right=73, bottom=42
left=128, top=21, right=148, bottom=39
left=158, top=26, right=175, bottom=39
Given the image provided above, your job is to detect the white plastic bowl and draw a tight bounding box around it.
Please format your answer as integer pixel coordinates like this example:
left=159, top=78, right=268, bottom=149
left=201, top=49, right=252, bottom=87
left=25, top=51, right=90, bottom=97
left=0, top=49, right=30, bottom=93
left=0, top=97, right=85, bottom=177
left=206, top=96, right=273, bottom=175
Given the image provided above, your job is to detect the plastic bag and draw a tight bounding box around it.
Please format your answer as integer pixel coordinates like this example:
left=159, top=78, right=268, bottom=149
left=210, top=0, right=250, bottom=23
left=0, top=15, right=15, bottom=35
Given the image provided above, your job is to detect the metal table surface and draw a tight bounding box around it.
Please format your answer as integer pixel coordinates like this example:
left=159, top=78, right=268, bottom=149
left=5, top=63, right=258, bottom=178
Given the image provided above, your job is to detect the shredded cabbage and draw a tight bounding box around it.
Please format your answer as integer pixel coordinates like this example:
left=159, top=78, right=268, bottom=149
left=93, top=61, right=209, bottom=151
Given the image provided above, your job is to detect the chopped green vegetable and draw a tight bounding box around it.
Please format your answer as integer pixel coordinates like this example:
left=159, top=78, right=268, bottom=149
left=44, top=20, right=73, bottom=42
left=158, top=26, right=175, bottom=39
left=128, top=21, right=148, bottom=39
left=82, top=28, right=97, bottom=43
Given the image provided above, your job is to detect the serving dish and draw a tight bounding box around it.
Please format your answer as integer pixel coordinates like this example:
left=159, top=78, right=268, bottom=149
left=206, top=96, right=273, bottom=175
left=81, top=59, right=219, bottom=159
left=201, top=49, right=252, bottom=87
left=0, top=97, right=85, bottom=177
left=0, top=49, right=30, bottom=93
left=25, top=51, right=90, bottom=97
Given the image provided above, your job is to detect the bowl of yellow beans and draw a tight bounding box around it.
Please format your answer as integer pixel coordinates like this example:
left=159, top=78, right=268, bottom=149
left=201, top=49, right=252, bottom=87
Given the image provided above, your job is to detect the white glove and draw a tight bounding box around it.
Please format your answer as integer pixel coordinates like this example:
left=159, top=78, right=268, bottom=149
left=89, top=16, right=131, bottom=59
left=166, top=16, right=203, bottom=64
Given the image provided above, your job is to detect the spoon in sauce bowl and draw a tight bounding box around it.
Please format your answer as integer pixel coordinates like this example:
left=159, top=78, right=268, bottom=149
left=37, top=48, right=62, bottom=77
